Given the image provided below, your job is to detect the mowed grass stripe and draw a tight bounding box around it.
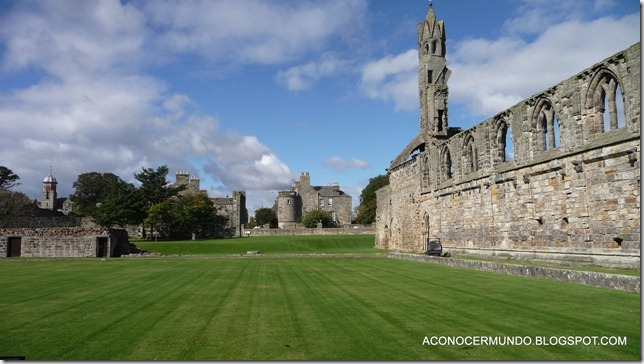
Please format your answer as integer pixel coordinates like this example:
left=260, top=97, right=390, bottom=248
left=346, top=258, right=639, bottom=360
left=0, top=258, right=639, bottom=360
left=133, top=234, right=383, bottom=255
left=125, top=260, right=247, bottom=360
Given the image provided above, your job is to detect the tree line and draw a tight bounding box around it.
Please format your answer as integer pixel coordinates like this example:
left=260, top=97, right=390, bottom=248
left=1, top=164, right=389, bottom=233
left=0, top=165, right=223, bottom=240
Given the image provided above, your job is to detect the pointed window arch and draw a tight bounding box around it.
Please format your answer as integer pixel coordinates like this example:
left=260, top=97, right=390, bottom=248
left=532, top=98, right=560, bottom=151
left=462, top=134, right=478, bottom=174
left=586, top=68, right=625, bottom=135
left=495, top=119, right=513, bottom=164
left=439, top=146, right=452, bottom=182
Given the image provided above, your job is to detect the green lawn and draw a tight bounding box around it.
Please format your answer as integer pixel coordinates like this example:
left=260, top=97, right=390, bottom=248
left=133, top=234, right=384, bottom=255
left=0, top=257, right=639, bottom=360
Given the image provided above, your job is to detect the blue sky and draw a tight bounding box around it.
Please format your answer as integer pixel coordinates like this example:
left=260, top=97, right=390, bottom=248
left=0, top=0, right=639, bottom=216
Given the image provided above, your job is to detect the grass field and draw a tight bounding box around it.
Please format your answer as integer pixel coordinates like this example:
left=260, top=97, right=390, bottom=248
left=133, top=234, right=384, bottom=255
left=0, top=254, right=639, bottom=360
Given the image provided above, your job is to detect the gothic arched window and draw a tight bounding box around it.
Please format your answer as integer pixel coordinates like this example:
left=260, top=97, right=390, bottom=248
left=495, top=119, right=513, bottom=164
left=463, top=135, right=478, bottom=174
left=440, top=146, right=452, bottom=182
left=586, top=68, right=625, bottom=135
left=532, top=98, right=560, bottom=151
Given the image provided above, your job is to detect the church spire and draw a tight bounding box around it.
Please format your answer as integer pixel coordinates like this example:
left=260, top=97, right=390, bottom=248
left=418, top=1, right=450, bottom=138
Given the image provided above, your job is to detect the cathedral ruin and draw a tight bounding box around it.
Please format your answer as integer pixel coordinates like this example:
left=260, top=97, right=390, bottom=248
left=375, top=5, right=640, bottom=268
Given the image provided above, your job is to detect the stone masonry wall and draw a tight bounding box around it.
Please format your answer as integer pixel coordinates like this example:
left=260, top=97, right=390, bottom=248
left=376, top=44, right=640, bottom=268
left=0, top=217, right=129, bottom=258
left=244, top=226, right=375, bottom=237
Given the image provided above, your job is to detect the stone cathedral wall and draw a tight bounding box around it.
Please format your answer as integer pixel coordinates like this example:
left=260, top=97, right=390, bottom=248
left=376, top=43, right=640, bottom=268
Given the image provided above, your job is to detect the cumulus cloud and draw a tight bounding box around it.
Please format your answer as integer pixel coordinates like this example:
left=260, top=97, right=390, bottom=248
left=142, top=0, right=367, bottom=65
left=0, top=0, right=304, bottom=203
left=323, top=156, right=370, bottom=174
left=357, top=0, right=638, bottom=119
left=275, top=54, right=348, bottom=91
left=450, top=13, right=640, bottom=118
left=359, top=49, right=418, bottom=111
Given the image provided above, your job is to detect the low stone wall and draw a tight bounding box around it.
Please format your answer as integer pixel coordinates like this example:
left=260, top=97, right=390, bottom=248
left=0, top=227, right=129, bottom=258
left=243, top=226, right=375, bottom=237
left=388, top=252, right=640, bottom=292
left=444, top=247, right=639, bottom=269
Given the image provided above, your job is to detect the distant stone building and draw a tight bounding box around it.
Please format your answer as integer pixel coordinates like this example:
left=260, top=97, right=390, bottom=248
left=169, top=171, right=206, bottom=195
left=375, top=5, right=640, bottom=268
left=37, top=172, right=70, bottom=215
left=170, top=171, right=248, bottom=237
left=276, top=172, right=352, bottom=228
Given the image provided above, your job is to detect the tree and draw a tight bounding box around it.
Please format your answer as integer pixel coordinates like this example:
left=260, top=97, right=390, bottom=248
left=134, top=165, right=184, bottom=209
left=144, top=200, right=176, bottom=239
left=70, top=172, right=123, bottom=217
left=355, top=174, right=389, bottom=224
left=254, top=207, right=277, bottom=228
left=0, top=190, right=33, bottom=217
left=92, top=181, right=142, bottom=228
left=174, top=193, right=217, bottom=239
left=301, top=210, right=332, bottom=228
left=0, top=166, right=20, bottom=190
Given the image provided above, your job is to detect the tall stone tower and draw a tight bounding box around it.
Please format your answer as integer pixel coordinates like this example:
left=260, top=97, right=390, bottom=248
left=41, top=173, right=58, bottom=210
left=418, top=3, right=451, bottom=138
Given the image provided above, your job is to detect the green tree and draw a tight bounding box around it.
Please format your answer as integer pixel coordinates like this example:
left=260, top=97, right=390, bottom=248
left=254, top=207, right=277, bottom=228
left=144, top=200, right=176, bottom=239
left=174, top=193, right=217, bottom=240
left=355, top=174, right=389, bottom=224
left=92, top=180, right=142, bottom=228
left=301, top=210, right=332, bottom=228
left=70, top=172, right=123, bottom=217
left=134, top=165, right=184, bottom=209
left=0, top=166, right=20, bottom=190
left=0, top=190, right=34, bottom=217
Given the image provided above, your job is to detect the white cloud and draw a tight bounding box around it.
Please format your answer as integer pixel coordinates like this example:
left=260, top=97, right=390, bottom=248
left=450, top=13, right=640, bottom=118
left=0, top=0, right=296, bottom=202
left=142, top=0, right=367, bottom=65
left=276, top=54, right=348, bottom=91
left=359, top=49, right=418, bottom=110
left=357, top=4, right=638, bottom=119
left=0, top=0, right=147, bottom=77
left=324, top=156, right=370, bottom=174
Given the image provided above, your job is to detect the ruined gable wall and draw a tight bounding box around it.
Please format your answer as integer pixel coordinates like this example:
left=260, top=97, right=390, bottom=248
left=376, top=43, right=640, bottom=268
left=376, top=157, right=422, bottom=252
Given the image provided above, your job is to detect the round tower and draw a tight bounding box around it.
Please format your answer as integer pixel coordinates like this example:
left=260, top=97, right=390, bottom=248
left=277, top=190, right=301, bottom=228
